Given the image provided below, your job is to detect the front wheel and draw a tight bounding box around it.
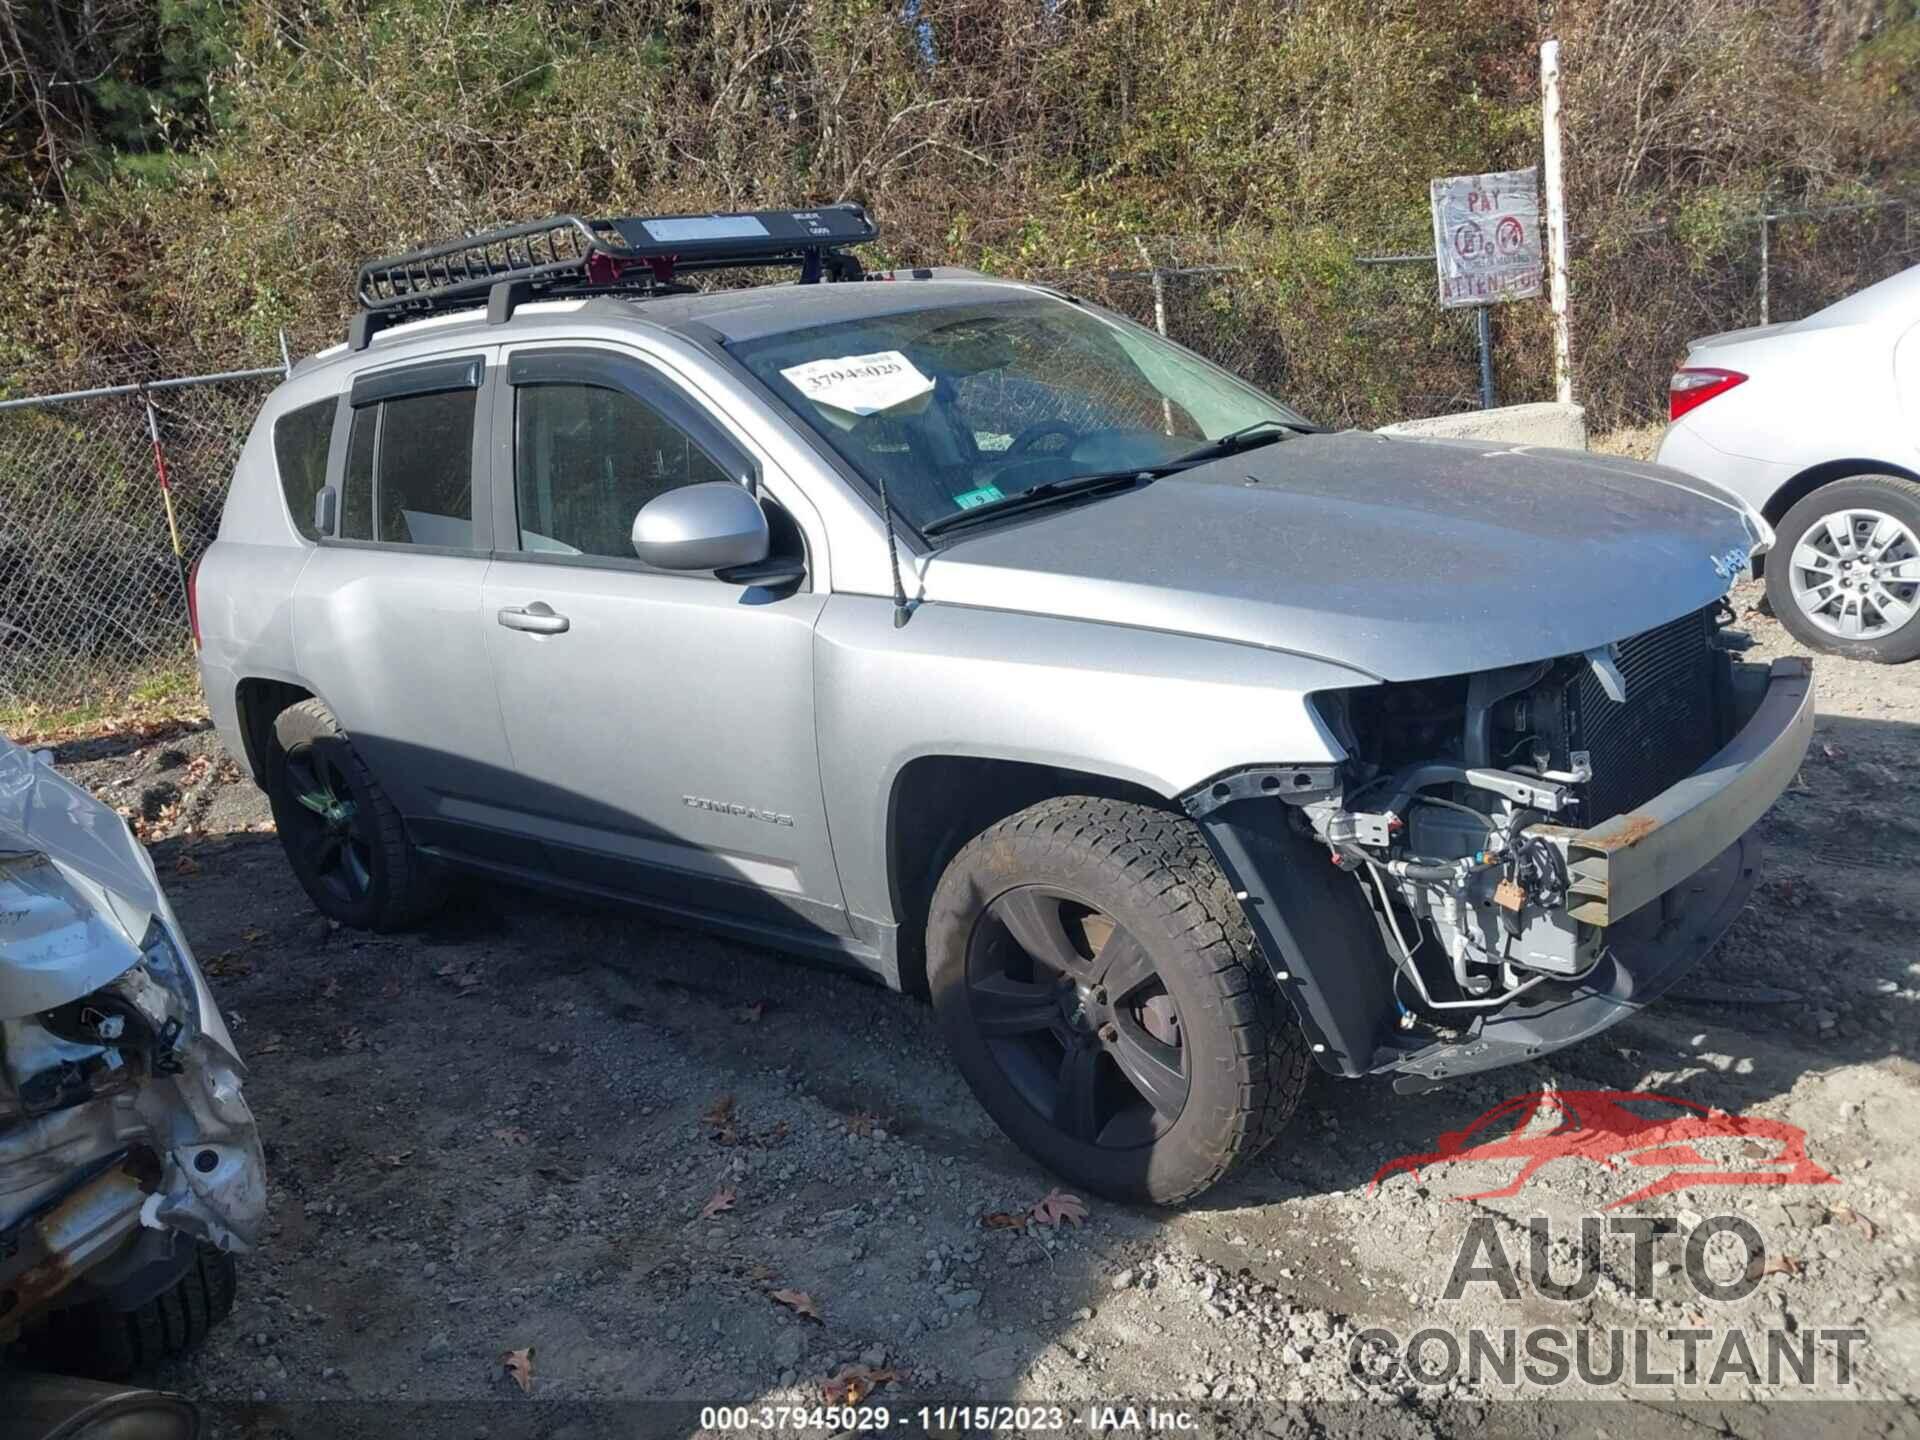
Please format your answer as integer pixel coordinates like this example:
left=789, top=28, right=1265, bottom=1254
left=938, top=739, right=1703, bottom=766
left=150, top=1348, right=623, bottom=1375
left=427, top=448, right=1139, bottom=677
left=24, top=1242, right=237, bottom=1380
left=926, top=797, right=1308, bottom=1205
left=1766, top=475, right=1920, bottom=663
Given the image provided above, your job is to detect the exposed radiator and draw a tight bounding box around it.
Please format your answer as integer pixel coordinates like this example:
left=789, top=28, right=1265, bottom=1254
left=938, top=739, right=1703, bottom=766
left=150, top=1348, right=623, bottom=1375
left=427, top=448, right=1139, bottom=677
left=1563, top=606, right=1718, bottom=824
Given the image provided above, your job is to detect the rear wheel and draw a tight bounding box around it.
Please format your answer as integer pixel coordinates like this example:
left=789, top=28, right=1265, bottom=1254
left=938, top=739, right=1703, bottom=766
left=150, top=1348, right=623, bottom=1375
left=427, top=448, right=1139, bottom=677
left=1767, top=475, right=1920, bottom=663
left=927, top=797, right=1307, bottom=1205
left=266, top=698, right=446, bottom=930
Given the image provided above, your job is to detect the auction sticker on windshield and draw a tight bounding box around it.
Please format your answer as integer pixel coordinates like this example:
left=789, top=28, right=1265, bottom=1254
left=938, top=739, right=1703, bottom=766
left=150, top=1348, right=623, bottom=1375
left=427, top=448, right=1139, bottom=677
left=780, top=350, right=935, bottom=425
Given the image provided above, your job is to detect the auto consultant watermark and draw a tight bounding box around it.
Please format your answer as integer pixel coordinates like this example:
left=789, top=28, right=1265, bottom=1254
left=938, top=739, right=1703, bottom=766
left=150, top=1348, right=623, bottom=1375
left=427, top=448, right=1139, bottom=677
left=1353, top=1091, right=1866, bottom=1393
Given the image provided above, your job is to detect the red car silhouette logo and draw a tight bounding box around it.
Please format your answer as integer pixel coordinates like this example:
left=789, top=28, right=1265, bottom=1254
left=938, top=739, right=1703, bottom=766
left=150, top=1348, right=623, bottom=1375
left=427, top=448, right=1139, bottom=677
left=1372, top=1090, right=1836, bottom=1209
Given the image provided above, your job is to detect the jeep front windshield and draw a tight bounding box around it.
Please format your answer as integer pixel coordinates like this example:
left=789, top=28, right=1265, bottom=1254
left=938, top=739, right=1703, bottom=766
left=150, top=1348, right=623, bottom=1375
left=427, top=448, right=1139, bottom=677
left=730, top=297, right=1310, bottom=535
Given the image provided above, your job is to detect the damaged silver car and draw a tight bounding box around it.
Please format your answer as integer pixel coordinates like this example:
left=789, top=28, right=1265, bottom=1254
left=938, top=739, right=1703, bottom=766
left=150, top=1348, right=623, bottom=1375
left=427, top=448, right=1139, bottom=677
left=1, top=737, right=263, bottom=1375
left=194, top=205, right=1811, bottom=1205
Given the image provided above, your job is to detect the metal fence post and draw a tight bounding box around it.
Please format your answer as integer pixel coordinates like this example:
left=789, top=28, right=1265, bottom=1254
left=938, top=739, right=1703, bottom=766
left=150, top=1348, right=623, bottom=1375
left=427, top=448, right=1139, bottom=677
left=1475, top=306, right=1496, bottom=410
left=1758, top=204, right=1772, bottom=326
left=1133, top=237, right=1176, bottom=433
left=1133, top=236, right=1170, bottom=339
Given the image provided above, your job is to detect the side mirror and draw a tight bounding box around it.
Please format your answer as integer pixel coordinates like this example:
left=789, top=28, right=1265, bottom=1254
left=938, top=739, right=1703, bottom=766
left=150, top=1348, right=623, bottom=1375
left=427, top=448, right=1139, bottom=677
left=631, top=482, right=770, bottom=573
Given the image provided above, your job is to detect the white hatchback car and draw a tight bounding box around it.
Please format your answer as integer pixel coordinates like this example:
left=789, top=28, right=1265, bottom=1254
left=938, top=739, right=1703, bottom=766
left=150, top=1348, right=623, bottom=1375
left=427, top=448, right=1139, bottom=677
left=1657, top=264, right=1920, bottom=662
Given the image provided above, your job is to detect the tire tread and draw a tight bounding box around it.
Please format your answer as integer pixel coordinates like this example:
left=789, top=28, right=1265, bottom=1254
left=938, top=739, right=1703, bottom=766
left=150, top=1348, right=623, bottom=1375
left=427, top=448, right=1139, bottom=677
left=938, top=796, right=1309, bottom=1204
left=26, top=1243, right=238, bottom=1381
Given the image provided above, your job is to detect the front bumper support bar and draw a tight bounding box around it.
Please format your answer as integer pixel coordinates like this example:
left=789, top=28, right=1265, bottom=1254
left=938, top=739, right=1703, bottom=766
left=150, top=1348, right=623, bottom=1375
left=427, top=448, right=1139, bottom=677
left=1550, top=657, right=1813, bottom=928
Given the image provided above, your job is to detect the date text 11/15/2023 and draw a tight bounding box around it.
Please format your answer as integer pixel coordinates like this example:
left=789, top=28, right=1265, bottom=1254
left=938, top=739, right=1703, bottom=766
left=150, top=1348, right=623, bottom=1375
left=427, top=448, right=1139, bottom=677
left=697, top=1404, right=1200, bottom=1432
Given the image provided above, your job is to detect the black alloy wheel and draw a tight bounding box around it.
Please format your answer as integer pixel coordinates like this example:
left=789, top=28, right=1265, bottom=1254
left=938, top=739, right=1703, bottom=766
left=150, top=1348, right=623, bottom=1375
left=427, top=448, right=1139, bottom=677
left=966, top=886, right=1190, bottom=1149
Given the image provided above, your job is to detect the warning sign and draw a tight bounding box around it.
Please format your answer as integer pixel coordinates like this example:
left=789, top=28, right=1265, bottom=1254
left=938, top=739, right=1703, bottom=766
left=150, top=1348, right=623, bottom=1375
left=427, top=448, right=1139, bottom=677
left=1429, top=167, right=1542, bottom=308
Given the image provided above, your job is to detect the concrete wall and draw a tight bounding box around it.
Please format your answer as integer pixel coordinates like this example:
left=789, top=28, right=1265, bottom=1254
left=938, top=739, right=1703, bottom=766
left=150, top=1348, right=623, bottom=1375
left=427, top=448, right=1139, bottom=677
left=1377, top=401, right=1587, bottom=450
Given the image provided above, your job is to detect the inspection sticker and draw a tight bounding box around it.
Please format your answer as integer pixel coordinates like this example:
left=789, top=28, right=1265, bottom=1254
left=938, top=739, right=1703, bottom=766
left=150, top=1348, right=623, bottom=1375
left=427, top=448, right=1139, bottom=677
left=779, top=350, right=934, bottom=420
left=951, top=483, right=1005, bottom=511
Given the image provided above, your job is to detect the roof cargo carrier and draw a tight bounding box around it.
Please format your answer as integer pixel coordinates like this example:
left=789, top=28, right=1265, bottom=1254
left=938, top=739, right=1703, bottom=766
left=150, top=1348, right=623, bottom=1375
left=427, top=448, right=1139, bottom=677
left=348, top=204, right=878, bottom=350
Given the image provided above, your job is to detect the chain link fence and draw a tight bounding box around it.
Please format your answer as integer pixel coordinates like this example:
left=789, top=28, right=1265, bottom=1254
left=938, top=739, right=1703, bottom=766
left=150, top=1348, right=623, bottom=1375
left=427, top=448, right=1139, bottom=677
left=1571, top=197, right=1919, bottom=432
left=0, top=371, right=280, bottom=720
left=1, top=197, right=1912, bottom=720
left=1045, top=239, right=1546, bottom=429
left=1048, top=195, right=1913, bottom=435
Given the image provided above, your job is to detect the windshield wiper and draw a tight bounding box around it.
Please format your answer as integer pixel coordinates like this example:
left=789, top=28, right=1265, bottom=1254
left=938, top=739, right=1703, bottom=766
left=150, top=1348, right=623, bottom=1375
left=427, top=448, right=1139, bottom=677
left=1167, top=418, right=1319, bottom=467
left=921, top=470, right=1153, bottom=537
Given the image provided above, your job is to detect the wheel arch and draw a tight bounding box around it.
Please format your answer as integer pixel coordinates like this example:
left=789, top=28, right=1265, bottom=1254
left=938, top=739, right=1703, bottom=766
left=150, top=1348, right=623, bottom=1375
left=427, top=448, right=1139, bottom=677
left=884, top=754, right=1175, bottom=998
left=231, top=677, right=315, bottom=784
left=1757, top=458, right=1920, bottom=579
left=1761, top=457, right=1920, bottom=529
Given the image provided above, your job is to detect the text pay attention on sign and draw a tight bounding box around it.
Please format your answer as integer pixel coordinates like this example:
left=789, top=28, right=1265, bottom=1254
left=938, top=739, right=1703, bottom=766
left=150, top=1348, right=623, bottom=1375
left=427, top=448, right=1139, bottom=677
left=1429, top=167, right=1543, bottom=309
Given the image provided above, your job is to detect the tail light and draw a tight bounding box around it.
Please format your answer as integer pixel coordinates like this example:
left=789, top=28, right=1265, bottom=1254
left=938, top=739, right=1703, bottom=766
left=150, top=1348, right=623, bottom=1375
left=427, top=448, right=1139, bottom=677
left=1668, top=367, right=1747, bottom=422
left=187, top=555, right=202, bottom=648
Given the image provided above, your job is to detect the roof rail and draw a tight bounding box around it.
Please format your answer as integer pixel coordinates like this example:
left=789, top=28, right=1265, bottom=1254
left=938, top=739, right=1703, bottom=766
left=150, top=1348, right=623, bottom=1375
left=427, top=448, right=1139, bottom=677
left=348, top=204, right=878, bottom=351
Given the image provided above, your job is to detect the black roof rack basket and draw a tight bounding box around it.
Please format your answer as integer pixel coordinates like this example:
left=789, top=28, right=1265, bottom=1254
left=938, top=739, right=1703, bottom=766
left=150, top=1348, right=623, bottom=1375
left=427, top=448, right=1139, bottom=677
left=349, top=204, right=878, bottom=350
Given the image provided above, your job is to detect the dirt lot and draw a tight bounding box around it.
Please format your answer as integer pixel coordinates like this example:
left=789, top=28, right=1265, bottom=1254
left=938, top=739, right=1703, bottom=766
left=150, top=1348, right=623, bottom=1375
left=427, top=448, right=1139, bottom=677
left=28, top=581, right=1920, bottom=1437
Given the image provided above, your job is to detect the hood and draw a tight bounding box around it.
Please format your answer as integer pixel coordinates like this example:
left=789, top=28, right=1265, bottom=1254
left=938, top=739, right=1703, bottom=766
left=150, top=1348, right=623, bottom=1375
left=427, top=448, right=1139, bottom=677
left=0, top=737, right=168, bottom=1015
left=923, top=431, right=1762, bottom=682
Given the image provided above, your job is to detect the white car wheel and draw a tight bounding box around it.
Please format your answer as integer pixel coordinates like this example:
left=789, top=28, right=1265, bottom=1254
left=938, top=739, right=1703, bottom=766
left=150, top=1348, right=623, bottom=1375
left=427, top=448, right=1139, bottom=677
left=1768, top=476, right=1920, bottom=663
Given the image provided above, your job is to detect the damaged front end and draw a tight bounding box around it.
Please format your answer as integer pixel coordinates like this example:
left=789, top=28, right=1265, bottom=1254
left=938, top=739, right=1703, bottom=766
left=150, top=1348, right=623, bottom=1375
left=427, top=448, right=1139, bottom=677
left=1, top=743, right=264, bottom=1343
left=1187, top=604, right=1814, bottom=1090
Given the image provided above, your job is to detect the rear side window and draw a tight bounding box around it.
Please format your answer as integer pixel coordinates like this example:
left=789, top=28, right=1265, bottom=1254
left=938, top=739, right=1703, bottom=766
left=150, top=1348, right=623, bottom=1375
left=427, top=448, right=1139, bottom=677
left=272, top=399, right=336, bottom=541
left=337, top=388, right=478, bottom=547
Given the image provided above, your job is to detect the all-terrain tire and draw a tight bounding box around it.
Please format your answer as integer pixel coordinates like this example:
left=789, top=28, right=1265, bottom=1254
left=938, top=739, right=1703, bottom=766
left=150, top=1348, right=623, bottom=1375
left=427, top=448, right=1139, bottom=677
left=27, top=1242, right=237, bottom=1381
left=1766, top=474, right=1920, bottom=664
left=927, top=796, right=1308, bottom=1206
left=266, top=697, right=448, bottom=930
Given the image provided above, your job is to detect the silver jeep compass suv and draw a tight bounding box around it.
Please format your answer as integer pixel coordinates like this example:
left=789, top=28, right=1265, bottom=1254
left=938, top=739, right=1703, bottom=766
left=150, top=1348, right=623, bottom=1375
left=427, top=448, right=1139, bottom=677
left=195, top=206, right=1811, bottom=1203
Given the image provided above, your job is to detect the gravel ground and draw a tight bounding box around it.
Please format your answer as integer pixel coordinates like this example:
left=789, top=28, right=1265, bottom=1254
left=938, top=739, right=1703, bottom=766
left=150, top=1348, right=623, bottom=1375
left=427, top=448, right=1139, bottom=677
left=24, top=581, right=1920, bottom=1437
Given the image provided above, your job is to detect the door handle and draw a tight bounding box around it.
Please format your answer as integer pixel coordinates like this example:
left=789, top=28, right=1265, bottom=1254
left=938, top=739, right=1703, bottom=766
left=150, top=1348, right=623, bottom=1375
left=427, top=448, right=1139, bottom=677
left=497, top=602, right=570, bottom=635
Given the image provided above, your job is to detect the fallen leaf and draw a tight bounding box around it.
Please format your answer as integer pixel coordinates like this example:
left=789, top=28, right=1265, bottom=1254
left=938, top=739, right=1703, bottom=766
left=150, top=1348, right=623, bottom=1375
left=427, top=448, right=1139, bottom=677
left=1030, top=1188, right=1088, bottom=1228
left=736, top=1001, right=766, bottom=1024
left=981, top=1211, right=1029, bottom=1232
left=700, top=1186, right=737, bottom=1220
left=500, top=1346, right=535, bottom=1394
left=1747, top=1251, right=1801, bottom=1282
left=845, top=1111, right=883, bottom=1138
left=770, top=1288, right=821, bottom=1323
left=240, top=927, right=268, bottom=944
left=174, top=853, right=201, bottom=875
left=823, top=1364, right=897, bottom=1403
left=491, top=1126, right=532, bottom=1146
left=380, top=977, right=403, bottom=1000
left=703, top=1093, right=739, bottom=1143
left=251, top=1034, right=285, bottom=1054
left=380, top=1150, right=414, bottom=1169
left=1832, top=1203, right=1878, bottom=1241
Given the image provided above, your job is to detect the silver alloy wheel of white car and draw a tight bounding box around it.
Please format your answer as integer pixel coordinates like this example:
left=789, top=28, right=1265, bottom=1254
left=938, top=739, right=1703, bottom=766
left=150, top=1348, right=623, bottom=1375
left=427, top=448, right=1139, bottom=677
left=1787, top=507, right=1920, bottom=640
